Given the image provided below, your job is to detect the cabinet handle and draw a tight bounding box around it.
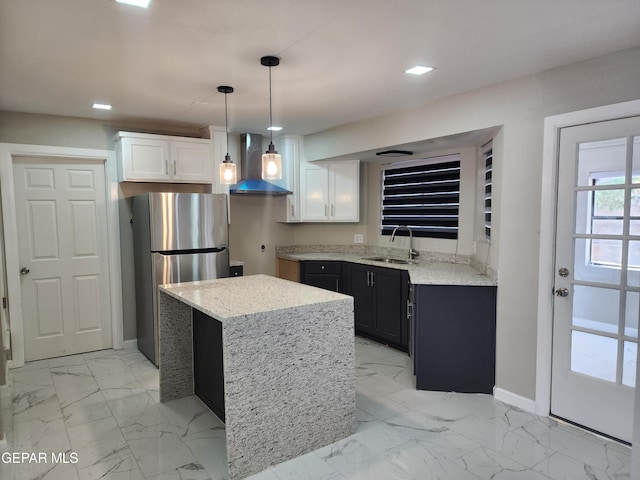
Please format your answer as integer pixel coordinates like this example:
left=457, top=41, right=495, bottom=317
left=371, top=271, right=375, bottom=287
left=335, top=279, right=339, bottom=291
left=325, top=204, right=328, bottom=217
left=407, top=300, right=413, bottom=320
left=165, top=159, right=169, bottom=175
left=366, top=271, right=370, bottom=286
left=173, top=161, right=177, bottom=175
left=331, top=204, right=335, bottom=217
left=290, top=203, right=295, bottom=217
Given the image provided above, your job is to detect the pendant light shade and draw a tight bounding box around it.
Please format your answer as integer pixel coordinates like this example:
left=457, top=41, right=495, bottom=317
left=261, top=56, right=283, bottom=180
left=217, top=85, right=237, bottom=185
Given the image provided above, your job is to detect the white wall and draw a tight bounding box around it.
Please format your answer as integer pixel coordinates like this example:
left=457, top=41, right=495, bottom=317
left=303, top=46, right=640, bottom=400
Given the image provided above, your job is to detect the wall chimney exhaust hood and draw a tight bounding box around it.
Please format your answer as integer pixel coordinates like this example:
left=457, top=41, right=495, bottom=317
left=229, top=133, right=292, bottom=195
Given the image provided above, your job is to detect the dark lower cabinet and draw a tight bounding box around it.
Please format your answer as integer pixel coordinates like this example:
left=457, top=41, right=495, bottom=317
left=193, top=309, right=225, bottom=422
left=300, top=261, right=344, bottom=292
left=346, top=263, right=409, bottom=351
left=230, top=265, right=243, bottom=277
left=414, top=285, right=496, bottom=394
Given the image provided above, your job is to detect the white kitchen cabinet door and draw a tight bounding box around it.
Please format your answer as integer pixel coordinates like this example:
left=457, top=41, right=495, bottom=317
left=300, top=162, right=329, bottom=221
left=116, top=131, right=213, bottom=183
left=300, top=160, right=359, bottom=222
left=329, top=161, right=359, bottom=222
left=119, top=136, right=171, bottom=181
left=171, top=141, right=212, bottom=182
left=275, top=135, right=303, bottom=223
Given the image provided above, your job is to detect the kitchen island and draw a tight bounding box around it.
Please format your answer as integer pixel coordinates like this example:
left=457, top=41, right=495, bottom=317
left=157, top=274, right=355, bottom=480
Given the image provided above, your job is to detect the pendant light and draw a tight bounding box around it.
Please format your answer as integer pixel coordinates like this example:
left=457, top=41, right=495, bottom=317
left=260, top=55, right=283, bottom=180
left=218, top=86, right=237, bottom=185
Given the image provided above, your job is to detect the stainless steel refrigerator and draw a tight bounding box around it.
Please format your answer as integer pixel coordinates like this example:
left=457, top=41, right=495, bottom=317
left=132, top=192, right=230, bottom=365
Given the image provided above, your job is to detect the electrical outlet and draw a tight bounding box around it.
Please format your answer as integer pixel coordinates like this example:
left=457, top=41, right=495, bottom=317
left=354, top=234, right=364, bottom=244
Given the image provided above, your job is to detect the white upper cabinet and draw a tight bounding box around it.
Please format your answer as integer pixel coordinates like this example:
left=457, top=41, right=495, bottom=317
left=274, top=135, right=303, bottom=223
left=330, top=161, right=360, bottom=221
left=115, top=131, right=212, bottom=183
left=300, top=160, right=359, bottom=222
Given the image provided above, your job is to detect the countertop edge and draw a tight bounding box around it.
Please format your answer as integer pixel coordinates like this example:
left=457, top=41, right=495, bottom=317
left=159, top=275, right=354, bottom=321
left=277, top=253, right=497, bottom=287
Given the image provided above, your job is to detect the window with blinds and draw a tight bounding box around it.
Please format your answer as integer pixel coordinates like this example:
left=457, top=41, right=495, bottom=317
left=484, top=147, right=493, bottom=239
left=381, top=154, right=460, bottom=239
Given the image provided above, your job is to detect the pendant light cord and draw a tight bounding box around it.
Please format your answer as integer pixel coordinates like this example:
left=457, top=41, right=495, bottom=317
left=224, top=92, right=229, bottom=157
left=268, top=65, right=273, bottom=144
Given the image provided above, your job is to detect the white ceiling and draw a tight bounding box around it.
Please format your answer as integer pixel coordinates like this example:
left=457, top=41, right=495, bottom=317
left=1, top=0, right=640, bottom=137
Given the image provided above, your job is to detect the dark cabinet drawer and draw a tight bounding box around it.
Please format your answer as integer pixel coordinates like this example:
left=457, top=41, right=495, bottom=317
left=302, top=261, right=341, bottom=275
left=300, top=261, right=345, bottom=293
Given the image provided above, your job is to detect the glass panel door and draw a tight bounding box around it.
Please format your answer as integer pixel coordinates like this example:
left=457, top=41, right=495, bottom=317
left=551, top=118, right=640, bottom=443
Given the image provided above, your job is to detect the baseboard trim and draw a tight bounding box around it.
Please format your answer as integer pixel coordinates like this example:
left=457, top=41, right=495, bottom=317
left=493, top=387, right=536, bottom=413
left=122, top=339, right=137, bottom=350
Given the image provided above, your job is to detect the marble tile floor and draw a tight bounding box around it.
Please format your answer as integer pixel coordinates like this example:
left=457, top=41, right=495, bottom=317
left=0, top=337, right=631, bottom=480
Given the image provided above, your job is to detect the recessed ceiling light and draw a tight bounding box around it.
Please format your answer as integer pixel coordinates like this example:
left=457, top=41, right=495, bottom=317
left=92, top=103, right=112, bottom=110
left=405, top=65, right=433, bottom=76
left=115, top=0, right=151, bottom=8
left=268, top=126, right=283, bottom=131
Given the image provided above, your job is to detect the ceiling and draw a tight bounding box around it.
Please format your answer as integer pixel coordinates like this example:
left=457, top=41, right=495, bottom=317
left=2, top=0, right=640, bottom=137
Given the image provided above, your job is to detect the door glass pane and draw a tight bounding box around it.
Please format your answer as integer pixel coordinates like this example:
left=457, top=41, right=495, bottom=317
left=573, top=285, right=620, bottom=334
left=628, top=241, right=640, bottom=286
left=623, top=341, right=637, bottom=387
left=591, top=238, right=623, bottom=267
left=633, top=137, right=640, bottom=183
left=576, top=189, right=626, bottom=235
left=574, top=238, right=621, bottom=285
left=577, top=138, right=627, bottom=187
left=631, top=189, right=640, bottom=234
left=571, top=331, right=617, bottom=382
left=592, top=218, right=623, bottom=236
left=593, top=188, right=625, bottom=217
left=625, top=291, right=639, bottom=338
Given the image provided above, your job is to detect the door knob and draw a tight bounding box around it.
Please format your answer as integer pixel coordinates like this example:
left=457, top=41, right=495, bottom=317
left=20, top=267, right=30, bottom=275
left=555, top=287, right=569, bottom=297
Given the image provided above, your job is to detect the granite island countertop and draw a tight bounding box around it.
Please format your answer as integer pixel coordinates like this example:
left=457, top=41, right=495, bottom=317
left=159, top=274, right=352, bottom=320
left=276, top=252, right=496, bottom=286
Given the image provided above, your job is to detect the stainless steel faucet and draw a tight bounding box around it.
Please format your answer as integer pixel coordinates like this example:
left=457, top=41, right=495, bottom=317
left=391, top=225, right=419, bottom=261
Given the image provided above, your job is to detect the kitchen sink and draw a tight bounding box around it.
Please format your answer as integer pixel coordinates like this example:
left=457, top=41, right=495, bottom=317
left=362, top=256, right=412, bottom=265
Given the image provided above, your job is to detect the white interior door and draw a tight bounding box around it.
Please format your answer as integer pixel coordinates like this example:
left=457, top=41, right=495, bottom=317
left=551, top=116, right=640, bottom=443
left=14, top=158, right=112, bottom=361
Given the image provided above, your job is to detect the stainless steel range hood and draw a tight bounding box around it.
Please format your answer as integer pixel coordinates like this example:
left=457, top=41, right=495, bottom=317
left=229, top=133, right=292, bottom=195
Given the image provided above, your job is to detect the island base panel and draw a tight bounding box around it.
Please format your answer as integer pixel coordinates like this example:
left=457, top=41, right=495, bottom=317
left=158, top=292, right=194, bottom=402
left=222, top=302, right=355, bottom=479
left=193, top=309, right=225, bottom=422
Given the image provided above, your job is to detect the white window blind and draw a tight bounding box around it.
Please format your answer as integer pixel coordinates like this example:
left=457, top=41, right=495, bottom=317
left=381, top=154, right=460, bottom=239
